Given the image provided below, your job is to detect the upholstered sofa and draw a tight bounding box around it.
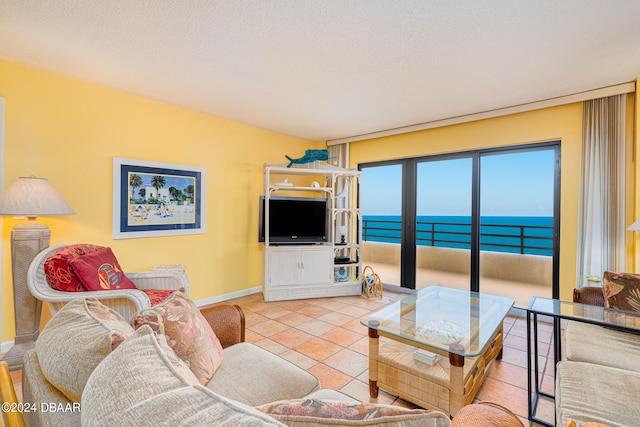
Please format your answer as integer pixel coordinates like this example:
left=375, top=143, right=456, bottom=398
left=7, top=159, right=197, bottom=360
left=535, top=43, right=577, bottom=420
left=555, top=276, right=640, bottom=427
left=22, top=296, right=453, bottom=427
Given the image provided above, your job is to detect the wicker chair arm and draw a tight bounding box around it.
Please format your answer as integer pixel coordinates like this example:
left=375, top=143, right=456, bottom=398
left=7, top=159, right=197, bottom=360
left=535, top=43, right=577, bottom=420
left=127, top=270, right=189, bottom=294
left=199, top=304, right=245, bottom=348
left=573, top=286, right=605, bottom=307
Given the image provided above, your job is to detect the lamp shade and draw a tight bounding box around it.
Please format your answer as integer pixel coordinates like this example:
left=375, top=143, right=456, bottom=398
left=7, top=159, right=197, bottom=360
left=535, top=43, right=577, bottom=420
left=0, top=176, right=75, bottom=217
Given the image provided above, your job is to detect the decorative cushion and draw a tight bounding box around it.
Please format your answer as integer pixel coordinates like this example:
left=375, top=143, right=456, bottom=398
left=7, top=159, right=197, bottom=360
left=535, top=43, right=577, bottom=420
left=35, top=298, right=134, bottom=402
left=141, top=289, right=176, bottom=306
left=82, top=326, right=281, bottom=427
left=68, top=247, right=137, bottom=291
left=256, top=399, right=450, bottom=427
left=567, top=421, right=611, bottom=427
left=131, top=289, right=224, bottom=385
left=602, top=271, right=640, bottom=312
left=44, top=243, right=105, bottom=291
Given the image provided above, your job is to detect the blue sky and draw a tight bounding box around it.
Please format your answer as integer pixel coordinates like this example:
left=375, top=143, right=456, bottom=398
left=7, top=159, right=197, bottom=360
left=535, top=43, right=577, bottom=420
left=362, top=149, right=554, bottom=217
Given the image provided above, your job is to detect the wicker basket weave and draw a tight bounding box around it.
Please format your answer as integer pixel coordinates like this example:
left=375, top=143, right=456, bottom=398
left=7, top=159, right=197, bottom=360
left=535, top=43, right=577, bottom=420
left=451, top=401, right=524, bottom=427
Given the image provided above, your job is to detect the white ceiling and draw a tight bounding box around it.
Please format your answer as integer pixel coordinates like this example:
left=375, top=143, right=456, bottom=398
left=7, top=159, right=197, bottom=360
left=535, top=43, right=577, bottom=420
left=2, top=1, right=640, bottom=142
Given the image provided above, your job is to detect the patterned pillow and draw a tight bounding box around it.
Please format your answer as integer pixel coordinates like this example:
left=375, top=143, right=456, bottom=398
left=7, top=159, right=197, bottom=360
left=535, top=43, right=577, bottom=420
left=131, top=289, right=224, bottom=386
left=69, top=247, right=137, bottom=291
left=256, top=399, right=449, bottom=426
left=35, top=298, right=134, bottom=402
left=602, top=271, right=640, bottom=312
left=141, top=289, right=176, bottom=306
left=44, top=244, right=105, bottom=291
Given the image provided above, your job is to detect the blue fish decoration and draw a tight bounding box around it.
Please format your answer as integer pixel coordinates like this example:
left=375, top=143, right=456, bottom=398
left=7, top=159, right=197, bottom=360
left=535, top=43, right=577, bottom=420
left=285, top=149, right=336, bottom=167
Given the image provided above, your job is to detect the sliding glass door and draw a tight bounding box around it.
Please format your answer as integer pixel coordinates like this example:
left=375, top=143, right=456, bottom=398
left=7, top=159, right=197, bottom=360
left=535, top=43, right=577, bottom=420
left=415, top=157, right=474, bottom=291
left=360, top=163, right=404, bottom=287
left=479, top=149, right=557, bottom=305
left=359, top=142, right=559, bottom=304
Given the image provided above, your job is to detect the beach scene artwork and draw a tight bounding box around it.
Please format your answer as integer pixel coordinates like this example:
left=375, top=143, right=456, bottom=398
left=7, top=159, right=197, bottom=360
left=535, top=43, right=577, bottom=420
left=127, top=171, right=197, bottom=227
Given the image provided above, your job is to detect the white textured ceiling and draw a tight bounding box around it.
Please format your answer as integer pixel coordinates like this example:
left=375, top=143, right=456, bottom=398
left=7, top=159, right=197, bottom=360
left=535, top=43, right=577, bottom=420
left=2, top=1, right=640, bottom=141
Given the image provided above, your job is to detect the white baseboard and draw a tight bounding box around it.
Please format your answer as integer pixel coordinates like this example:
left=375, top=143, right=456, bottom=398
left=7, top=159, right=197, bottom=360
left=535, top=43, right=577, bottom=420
left=194, top=286, right=262, bottom=307
left=0, top=287, right=263, bottom=355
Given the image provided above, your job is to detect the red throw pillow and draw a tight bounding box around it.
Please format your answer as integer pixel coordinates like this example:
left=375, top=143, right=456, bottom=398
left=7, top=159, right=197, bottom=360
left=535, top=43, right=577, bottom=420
left=69, top=247, right=137, bottom=291
left=44, top=244, right=105, bottom=292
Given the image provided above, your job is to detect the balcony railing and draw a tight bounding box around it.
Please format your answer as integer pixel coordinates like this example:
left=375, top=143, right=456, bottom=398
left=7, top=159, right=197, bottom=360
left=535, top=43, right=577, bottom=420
left=362, top=217, right=554, bottom=256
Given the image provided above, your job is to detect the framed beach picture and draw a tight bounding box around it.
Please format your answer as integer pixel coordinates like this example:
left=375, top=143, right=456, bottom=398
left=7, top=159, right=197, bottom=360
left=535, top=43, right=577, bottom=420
left=112, top=158, right=206, bottom=239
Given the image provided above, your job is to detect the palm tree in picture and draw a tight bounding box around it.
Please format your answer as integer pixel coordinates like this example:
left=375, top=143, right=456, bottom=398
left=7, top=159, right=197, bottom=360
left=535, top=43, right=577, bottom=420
left=184, top=184, right=194, bottom=204
left=151, top=175, right=167, bottom=202
left=129, top=174, right=143, bottom=201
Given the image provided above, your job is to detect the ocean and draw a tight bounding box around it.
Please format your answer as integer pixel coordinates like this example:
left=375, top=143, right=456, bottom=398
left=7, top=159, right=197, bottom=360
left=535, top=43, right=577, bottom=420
left=362, top=215, right=554, bottom=256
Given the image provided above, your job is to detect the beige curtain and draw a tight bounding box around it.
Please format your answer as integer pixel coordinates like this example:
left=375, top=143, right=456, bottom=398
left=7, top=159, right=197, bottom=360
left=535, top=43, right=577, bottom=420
left=328, top=143, right=349, bottom=169
left=576, top=94, right=627, bottom=286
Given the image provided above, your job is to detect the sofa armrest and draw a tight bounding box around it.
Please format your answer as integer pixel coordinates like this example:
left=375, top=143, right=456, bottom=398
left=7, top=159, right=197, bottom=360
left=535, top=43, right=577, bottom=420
left=573, top=287, right=605, bottom=307
left=200, top=304, right=245, bottom=348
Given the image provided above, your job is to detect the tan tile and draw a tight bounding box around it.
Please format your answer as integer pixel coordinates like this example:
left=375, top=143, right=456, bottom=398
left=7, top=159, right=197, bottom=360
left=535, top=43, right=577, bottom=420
left=348, top=336, right=370, bottom=355
left=308, top=363, right=352, bottom=390
left=297, top=305, right=332, bottom=318
left=272, top=300, right=311, bottom=311
left=243, top=311, right=269, bottom=327
left=256, top=306, right=294, bottom=319
left=253, top=338, right=289, bottom=355
left=247, top=319, right=290, bottom=337
left=310, top=299, right=351, bottom=312
left=323, top=348, right=369, bottom=378
left=296, top=320, right=336, bottom=336
left=339, top=379, right=396, bottom=405
left=335, top=304, right=371, bottom=318
left=270, top=328, right=315, bottom=348
left=487, top=360, right=527, bottom=389
left=294, top=337, right=342, bottom=361
left=278, top=349, right=319, bottom=370
left=320, top=327, right=363, bottom=347
left=277, top=312, right=313, bottom=327
left=342, top=318, right=369, bottom=333
left=316, top=311, right=353, bottom=326
left=244, top=329, right=263, bottom=343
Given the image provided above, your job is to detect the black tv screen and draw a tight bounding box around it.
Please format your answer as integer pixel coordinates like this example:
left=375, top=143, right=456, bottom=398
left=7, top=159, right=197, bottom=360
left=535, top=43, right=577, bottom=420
left=259, top=196, right=329, bottom=244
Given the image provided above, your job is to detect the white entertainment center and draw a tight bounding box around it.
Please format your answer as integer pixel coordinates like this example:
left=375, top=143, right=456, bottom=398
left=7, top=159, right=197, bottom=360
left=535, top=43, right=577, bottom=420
left=262, top=161, right=362, bottom=302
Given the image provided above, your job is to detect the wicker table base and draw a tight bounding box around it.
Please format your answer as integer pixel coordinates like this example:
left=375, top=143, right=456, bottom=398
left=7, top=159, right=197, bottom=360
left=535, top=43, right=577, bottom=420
left=369, top=324, right=503, bottom=417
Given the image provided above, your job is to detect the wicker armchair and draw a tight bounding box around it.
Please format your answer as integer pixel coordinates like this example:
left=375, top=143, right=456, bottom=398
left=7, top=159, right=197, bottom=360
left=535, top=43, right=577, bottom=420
left=27, top=244, right=189, bottom=320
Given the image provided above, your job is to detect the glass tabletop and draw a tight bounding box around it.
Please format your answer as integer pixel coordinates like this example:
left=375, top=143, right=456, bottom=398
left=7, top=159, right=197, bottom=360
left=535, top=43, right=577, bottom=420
left=361, top=286, right=514, bottom=357
left=528, top=296, right=640, bottom=332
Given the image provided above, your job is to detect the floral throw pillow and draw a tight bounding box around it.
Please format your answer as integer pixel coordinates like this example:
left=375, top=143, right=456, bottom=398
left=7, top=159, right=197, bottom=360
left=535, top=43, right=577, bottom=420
left=43, top=243, right=105, bottom=291
left=131, top=289, right=224, bottom=386
left=602, top=271, right=640, bottom=312
left=256, top=399, right=442, bottom=426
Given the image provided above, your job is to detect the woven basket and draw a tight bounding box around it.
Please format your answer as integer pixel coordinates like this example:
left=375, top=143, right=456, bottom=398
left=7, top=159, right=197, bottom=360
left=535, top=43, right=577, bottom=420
left=451, top=401, right=524, bottom=427
left=362, top=265, right=382, bottom=298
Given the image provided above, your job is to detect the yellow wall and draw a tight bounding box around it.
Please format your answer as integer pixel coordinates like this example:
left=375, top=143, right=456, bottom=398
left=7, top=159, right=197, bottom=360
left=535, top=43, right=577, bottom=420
left=349, top=104, right=585, bottom=302
left=0, top=60, right=318, bottom=341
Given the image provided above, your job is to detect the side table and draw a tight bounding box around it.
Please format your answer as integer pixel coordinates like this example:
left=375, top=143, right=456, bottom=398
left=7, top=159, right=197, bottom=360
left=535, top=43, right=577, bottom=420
left=526, top=296, right=640, bottom=427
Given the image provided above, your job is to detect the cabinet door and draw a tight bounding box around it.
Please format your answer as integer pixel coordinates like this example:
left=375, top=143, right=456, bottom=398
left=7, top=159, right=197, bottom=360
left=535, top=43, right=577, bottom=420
left=268, top=250, right=300, bottom=286
left=299, top=249, right=332, bottom=284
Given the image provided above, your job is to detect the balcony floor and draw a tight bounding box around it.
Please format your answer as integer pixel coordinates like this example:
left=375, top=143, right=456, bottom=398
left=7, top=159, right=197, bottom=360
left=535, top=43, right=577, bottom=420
left=364, top=262, right=552, bottom=309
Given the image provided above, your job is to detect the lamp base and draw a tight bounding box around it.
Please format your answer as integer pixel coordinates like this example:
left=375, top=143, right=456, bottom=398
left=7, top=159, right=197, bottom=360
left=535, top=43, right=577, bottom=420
left=0, top=220, right=49, bottom=370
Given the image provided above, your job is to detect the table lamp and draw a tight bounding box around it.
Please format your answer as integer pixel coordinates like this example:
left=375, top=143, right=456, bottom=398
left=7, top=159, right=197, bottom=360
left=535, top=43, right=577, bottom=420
left=0, top=176, right=74, bottom=370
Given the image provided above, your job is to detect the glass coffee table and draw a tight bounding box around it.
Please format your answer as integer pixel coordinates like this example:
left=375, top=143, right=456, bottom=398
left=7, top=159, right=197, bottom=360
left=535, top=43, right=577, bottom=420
left=362, top=286, right=514, bottom=416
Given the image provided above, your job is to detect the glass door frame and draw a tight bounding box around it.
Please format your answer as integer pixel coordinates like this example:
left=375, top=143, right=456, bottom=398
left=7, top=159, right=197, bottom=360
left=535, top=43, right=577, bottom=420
left=358, top=140, right=560, bottom=299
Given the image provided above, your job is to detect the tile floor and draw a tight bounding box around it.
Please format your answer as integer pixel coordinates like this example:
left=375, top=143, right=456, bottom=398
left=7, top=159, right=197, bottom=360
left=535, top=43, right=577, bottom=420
left=5, top=290, right=557, bottom=426
left=213, top=290, right=557, bottom=426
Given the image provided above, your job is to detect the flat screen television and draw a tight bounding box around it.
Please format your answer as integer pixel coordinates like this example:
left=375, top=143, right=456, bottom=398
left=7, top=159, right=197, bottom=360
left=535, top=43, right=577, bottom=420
left=259, top=196, right=329, bottom=244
